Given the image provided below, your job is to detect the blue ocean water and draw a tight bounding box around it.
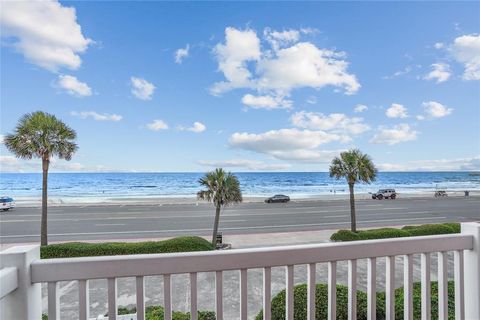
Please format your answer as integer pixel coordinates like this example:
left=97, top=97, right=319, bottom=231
left=0, top=172, right=479, bottom=202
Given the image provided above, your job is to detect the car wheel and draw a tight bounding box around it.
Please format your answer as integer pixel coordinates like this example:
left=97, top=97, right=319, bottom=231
left=377, top=195, right=384, bottom=200
left=391, top=194, right=396, bottom=199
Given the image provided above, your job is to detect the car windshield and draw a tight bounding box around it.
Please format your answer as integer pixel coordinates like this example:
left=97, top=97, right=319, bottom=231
left=0, top=198, right=12, bottom=203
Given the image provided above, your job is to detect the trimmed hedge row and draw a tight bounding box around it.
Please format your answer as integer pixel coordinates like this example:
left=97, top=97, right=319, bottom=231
left=330, top=223, right=460, bottom=242
left=256, top=281, right=455, bottom=320
left=40, top=236, right=214, bottom=259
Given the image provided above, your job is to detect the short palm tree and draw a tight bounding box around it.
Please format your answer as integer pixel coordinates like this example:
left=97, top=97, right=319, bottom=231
left=329, top=149, right=377, bottom=232
left=197, top=168, right=242, bottom=245
left=4, top=112, right=77, bottom=246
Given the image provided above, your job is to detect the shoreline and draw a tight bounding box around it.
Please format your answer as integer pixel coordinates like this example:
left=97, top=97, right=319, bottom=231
left=9, top=190, right=480, bottom=207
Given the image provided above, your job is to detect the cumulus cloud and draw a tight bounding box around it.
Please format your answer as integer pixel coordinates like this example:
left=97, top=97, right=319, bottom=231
left=70, top=111, right=122, bottom=121
left=420, top=101, right=453, bottom=119
left=0, top=0, right=92, bottom=72
left=0, top=155, right=111, bottom=173
left=354, top=104, right=368, bottom=113
left=385, top=103, right=408, bottom=119
left=178, top=122, right=206, bottom=133
left=424, top=63, right=451, bottom=83
left=450, top=34, right=480, bottom=80
left=291, top=111, right=370, bottom=135
left=378, top=156, right=480, bottom=172
left=131, top=77, right=155, bottom=100
left=0, top=134, right=4, bottom=144
left=370, top=124, right=418, bottom=145
left=57, top=75, right=92, bottom=97
left=174, top=44, right=190, bottom=64
left=241, top=94, right=292, bottom=110
left=211, top=27, right=360, bottom=107
left=197, top=159, right=290, bottom=171
left=146, top=119, right=168, bottom=131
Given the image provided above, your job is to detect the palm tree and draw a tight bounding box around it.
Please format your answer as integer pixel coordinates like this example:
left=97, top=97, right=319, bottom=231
left=4, top=112, right=77, bottom=246
left=197, top=168, right=242, bottom=245
left=329, top=149, right=377, bottom=232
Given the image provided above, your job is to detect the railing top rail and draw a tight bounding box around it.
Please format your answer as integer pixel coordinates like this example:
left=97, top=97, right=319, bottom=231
left=0, top=267, right=18, bottom=299
left=30, top=233, right=473, bottom=283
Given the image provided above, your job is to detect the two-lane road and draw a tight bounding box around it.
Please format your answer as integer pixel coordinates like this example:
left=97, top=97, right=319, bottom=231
left=1, top=197, right=479, bottom=244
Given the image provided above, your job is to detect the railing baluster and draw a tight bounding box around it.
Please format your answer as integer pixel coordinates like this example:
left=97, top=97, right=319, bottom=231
left=385, top=256, right=395, bottom=320
left=328, top=261, right=337, bottom=320
left=367, top=258, right=376, bottom=320
left=404, top=254, right=414, bottom=320
left=421, top=253, right=431, bottom=320
left=190, top=273, right=198, bottom=320
left=136, top=276, right=145, bottom=320
left=263, top=267, right=271, bottom=320
left=107, top=278, right=117, bottom=320
left=240, top=269, right=248, bottom=320
left=454, top=250, right=465, bottom=320
left=48, top=282, right=60, bottom=320
left=164, top=274, right=172, bottom=320
left=308, top=263, right=316, bottom=320
left=286, top=265, right=294, bottom=320
left=215, top=271, right=223, bottom=320
left=348, top=260, right=357, bottom=320
left=438, top=251, right=448, bottom=320
left=78, top=279, right=89, bottom=320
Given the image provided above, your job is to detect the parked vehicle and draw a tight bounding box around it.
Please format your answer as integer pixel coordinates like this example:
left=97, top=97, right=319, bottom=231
left=0, top=197, right=15, bottom=211
left=435, top=190, right=448, bottom=197
left=265, top=194, right=290, bottom=203
left=371, top=189, right=397, bottom=200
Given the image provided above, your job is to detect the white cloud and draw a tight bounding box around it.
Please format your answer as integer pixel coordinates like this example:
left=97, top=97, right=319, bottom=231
left=424, top=63, right=451, bottom=83
left=146, top=119, right=168, bottom=131
left=0, top=0, right=92, bottom=72
left=130, top=77, right=155, bottom=100
left=434, top=42, right=445, bottom=49
left=0, top=135, right=4, bottom=144
left=383, top=66, right=412, bottom=79
left=174, top=44, right=190, bottom=64
left=385, top=103, right=408, bottom=119
left=306, top=96, right=317, bottom=104
left=241, top=94, right=292, bottom=110
left=291, top=111, right=370, bottom=135
left=70, top=111, right=122, bottom=121
left=211, top=27, right=360, bottom=101
left=450, top=34, right=480, bottom=80
left=211, top=27, right=261, bottom=95
left=197, top=159, right=290, bottom=171
left=420, top=101, right=453, bottom=119
left=370, top=124, right=418, bottom=145
left=57, top=75, right=92, bottom=97
left=378, top=156, right=480, bottom=172
left=354, top=104, right=368, bottom=113
left=178, top=121, right=206, bottom=133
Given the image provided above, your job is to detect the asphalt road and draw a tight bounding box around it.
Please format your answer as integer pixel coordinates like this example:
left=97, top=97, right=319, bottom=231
left=1, top=197, right=479, bottom=244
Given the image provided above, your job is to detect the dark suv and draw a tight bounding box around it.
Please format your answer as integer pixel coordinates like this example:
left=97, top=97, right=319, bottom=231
left=265, top=194, right=290, bottom=203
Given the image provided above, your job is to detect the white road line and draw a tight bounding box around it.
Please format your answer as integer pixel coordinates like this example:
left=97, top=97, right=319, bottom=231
left=95, top=224, right=126, bottom=226
left=0, top=216, right=446, bottom=238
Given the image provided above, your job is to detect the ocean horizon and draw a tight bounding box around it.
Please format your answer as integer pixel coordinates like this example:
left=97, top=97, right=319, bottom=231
left=1, top=171, right=479, bottom=202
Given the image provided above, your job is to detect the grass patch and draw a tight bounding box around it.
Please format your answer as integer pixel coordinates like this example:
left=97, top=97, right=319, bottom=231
left=330, top=223, right=460, bottom=242
left=40, top=236, right=214, bottom=259
left=256, top=281, right=455, bottom=320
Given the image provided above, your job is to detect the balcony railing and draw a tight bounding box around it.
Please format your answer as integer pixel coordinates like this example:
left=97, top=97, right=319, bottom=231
left=1, top=222, right=479, bottom=320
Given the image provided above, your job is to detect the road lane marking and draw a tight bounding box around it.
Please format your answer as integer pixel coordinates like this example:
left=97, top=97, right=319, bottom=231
left=0, top=216, right=447, bottom=238
left=95, top=224, right=126, bottom=226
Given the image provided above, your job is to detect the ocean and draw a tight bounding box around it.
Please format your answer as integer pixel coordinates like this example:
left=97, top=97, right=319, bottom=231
left=1, top=172, right=479, bottom=203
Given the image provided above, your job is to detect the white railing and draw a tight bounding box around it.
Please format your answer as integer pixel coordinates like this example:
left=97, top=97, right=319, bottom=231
left=1, top=222, right=479, bottom=320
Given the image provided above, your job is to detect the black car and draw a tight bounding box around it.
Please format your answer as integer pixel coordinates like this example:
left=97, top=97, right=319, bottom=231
left=265, top=194, right=290, bottom=203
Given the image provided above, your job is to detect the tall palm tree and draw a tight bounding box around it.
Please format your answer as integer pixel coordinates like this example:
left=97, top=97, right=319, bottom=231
left=4, top=112, right=77, bottom=246
left=329, top=149, right=377, bottom=232
left=197, top=168, right=242, bottom=245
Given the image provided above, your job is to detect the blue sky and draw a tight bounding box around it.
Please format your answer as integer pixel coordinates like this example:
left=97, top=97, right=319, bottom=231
left=1, top=1, right=479, bottom=172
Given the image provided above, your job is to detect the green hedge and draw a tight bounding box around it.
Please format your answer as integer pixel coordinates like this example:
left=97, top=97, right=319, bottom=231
left=330, top=223, right=460, bottom=242
left=256, top=281, right=455, bottom=320
left=40, top=236, right=214, bottom=259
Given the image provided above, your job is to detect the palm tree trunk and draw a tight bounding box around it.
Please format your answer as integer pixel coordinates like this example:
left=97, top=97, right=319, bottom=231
left=41, top=158, right=49, bottom=246
left=348, top=182, right=357, bottom=232
left=211, top=206, right=221, bottom=246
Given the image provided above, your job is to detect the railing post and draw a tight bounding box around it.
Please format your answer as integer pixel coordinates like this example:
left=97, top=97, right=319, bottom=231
left=0, top=245, right=41, bottom=320
left=462, top=222, right=480, bottom=320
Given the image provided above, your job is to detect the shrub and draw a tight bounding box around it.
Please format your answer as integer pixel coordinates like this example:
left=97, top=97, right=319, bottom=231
left=257, top=281, right=455, bottom=320
left=331, top=223, right=460, bottom=242
left=40, top=236, right=214, bottom=259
